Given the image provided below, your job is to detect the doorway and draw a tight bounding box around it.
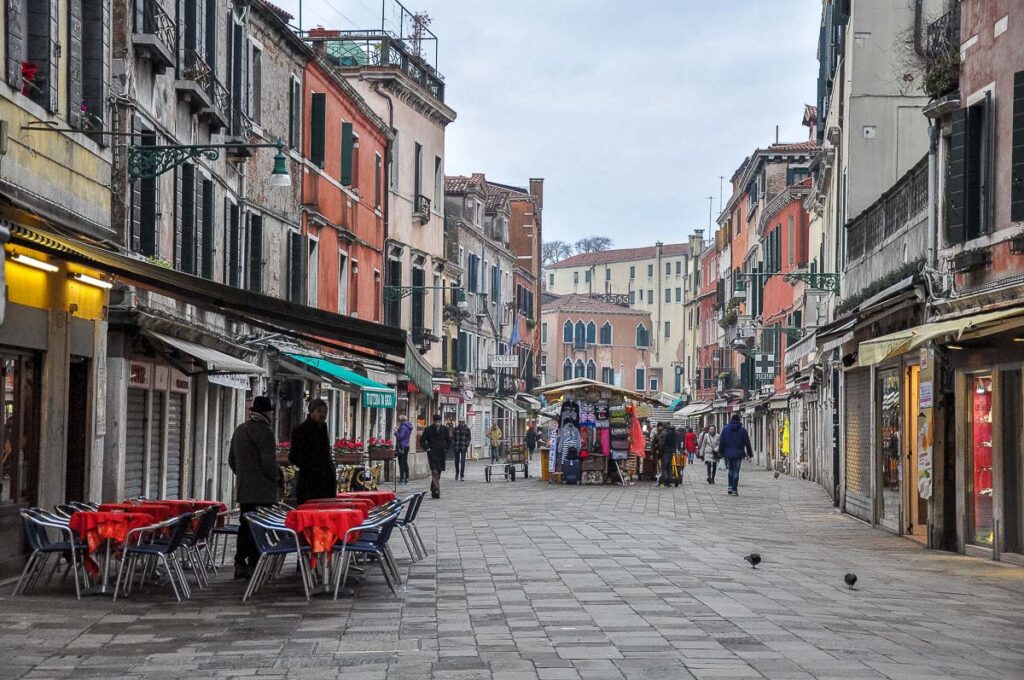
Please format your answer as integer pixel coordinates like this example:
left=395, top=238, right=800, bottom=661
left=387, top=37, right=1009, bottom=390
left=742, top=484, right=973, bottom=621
left=878, top=369, right=902, bottom=531
left=904, top=364, right=927, bottom=540
left=65, top=358, right=89, bottom=502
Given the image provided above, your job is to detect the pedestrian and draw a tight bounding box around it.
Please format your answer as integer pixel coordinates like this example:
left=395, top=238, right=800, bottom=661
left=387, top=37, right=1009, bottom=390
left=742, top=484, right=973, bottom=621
left=698, top=424, right=720, bottom=484
left=719, top=414, right=753, bottom=495
left=684, top=427, right=698, bottom=465
left=227, top=396, right=281, bottom=580
left=487, top=422, right=503, bottom=463
left=394, top=414, right=413, bottom=484
left=525, top=423, right=538, bottom=462
left=656, top=422, right=678, bottom=487
left=452, top=418, right=472, bottom=480
left=288, top=398, right=336, bottom=505
left=419, top=414, right=451, bottom=499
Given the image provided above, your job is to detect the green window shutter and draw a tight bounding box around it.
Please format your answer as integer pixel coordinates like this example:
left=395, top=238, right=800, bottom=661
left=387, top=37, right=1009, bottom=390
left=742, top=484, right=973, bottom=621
left=946, top=107, right=967, bottom=245
left=310, top=92, right=326, bottom=167
left=5, top=0, right=25, bottom=90
left=340, top=121, right=354, bottom=186
left=1011, top=70, right=1024, bottom=222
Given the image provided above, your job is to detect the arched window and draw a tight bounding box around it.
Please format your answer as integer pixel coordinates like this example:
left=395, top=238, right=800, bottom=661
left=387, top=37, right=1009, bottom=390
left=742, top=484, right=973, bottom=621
left=574, top=321, right=586, bottom=349
left=562, top=320, right=573, bottom=343
left=562, top=358, right=572, bottom=381
left=600, top=321, right=613, bottom=345
left=574, top=359, right=585, bottom=378
left=586, top=360, right=596, bottom=380
left=586, top=321, right=596, bottom=344
left=636, top=323, right=649, bottom=348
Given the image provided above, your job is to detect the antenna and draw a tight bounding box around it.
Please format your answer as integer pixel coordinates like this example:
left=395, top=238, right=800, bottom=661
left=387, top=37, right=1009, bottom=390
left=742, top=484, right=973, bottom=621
left=707, top=196, right=714, bottom=229
left=718, top=176, right=725, bottom=212
left=775, top=125, right=779, bottom=144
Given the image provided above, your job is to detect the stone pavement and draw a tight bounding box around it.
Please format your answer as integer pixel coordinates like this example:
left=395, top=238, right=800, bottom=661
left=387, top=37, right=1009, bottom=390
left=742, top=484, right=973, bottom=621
left=2, top=462, right=1023, bottom=680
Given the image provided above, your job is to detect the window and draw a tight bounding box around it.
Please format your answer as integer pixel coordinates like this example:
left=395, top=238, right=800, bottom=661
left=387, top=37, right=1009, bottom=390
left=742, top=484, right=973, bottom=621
left=338, top=252, right=349, bottom=314
left=947, top=93, right=993, bottom=243
left=374, top=153, right=382, bottom=210
left=586, top=360, right=596, bottom=380
left=288, top=76, right=301, bottom=148
left=675, top=287, right=681, bottom=302
left=227, top=13, right=245, bottom=134
left=664, top=321, right=671, bottom=338
left=647, top=289, right=653, bottom=304
left=131, top=125, right=159, bottom=256
left=389, top=129, right=399, bottom=190
left=434, top=156, right=443, bottom=208
left=562, top=359, right=573, bottom=381
left=340, top=123, right=355, bottom=187
left=636, top=367, right=646, bottom=391
left=636, top=323, right=649, bottom=348
left=225, top=201, right=241, bottom=287
left=787, top=215, right=794, bottom=264
left=650, top=377, right=659, bottom=392
left=573, top=271, right=579, bottom=284
left=636, top=289, right=643, bottom=303
left=647, top=264, right=654, bottom=277
left=67, top=0, right=107, bottom=133
left=200, top=178, right=214, bottom=279
left=574, top=360, right=585, bottom=379
left=674, top=369, right=682, bottom=393
left=664, top=289, right=671, bottom=303
left=605, top=268, right=611, bottom=281
left=414, top=142, right=423, bottom=208
left=385, top=258, right=402, bottom=326
left=629, top=266, right=635, bottom=279
left=601, top=366, right=615, bottom=384
left=1012, top=72, right=1024, bottom=222
left=248, top=214, right=263, bottom=292
left=562, top=321, right=572, bottom=343
left=548, top=273, right=554, bottom=286
left=586, top=321, right=596, bottom=344
left=600, top=321, right=612, bottom=345
left=7, top=0, right=58, bottom=111
left=307, top=236, right=319, bottom=306
left=629, top=291, right=635, bottom=305
left=574, top=321, right=586, bottom=349
left=176, top=164, right=196, bottom=274
left=541, top=322, right=548, bottom=344
left=467, top=254, right=479, bottom=292
left=412, top=266, right=425, bottom=332
left=665, top=262, right=671, bottom=275
left=676, top=260, right=681, bottom=275
left=250, top=43, right=262, bottom=126
left=310, top=92, right=326, bottom=167
left=287, top=231, right=304, bottom=302
left=584, top=269, right=591, bottom=283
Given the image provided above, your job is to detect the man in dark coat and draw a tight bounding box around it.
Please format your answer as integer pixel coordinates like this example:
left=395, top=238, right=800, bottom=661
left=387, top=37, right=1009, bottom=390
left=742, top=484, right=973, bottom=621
left=656, top=422, right=678, bottom=487
left=228, top=396, right=281, bottom=579
left=451, top=418, right=472, bottom=481
left=525, top=424, right=538, bottom=462
left=419, top=414, right=450, bottom=498
left=289, top=398, right=335, bottom=504
left=719, top=414, right=754, bottom=495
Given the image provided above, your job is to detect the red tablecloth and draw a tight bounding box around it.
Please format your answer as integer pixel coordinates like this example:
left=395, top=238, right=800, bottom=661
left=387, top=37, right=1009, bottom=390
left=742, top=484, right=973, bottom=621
left=336, top=490, right=396, bottom=506
left=285, top=508, right=365, bottom=554
left=304, top=498, right=376, bottom=512
left=99, top=503, right=176, bottom=523
left=69, top=511, right=156, bottom=554
left=126, top=499, right=196, bottom=515
left=187, top=500, right=228, bottom=513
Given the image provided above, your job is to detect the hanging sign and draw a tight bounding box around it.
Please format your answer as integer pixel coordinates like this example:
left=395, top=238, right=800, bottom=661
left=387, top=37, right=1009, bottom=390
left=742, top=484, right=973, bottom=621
left=361, top=389, right=396, bottom=409
left=490, top=354, right=519, bottom=369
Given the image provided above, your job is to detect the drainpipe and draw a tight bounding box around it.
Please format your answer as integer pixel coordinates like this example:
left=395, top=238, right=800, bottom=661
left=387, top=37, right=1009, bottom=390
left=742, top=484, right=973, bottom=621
left=926, top=121, right=938, bottom=272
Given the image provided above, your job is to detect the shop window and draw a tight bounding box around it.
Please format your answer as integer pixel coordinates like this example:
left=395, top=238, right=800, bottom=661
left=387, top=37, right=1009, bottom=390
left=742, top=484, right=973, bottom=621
left=1001, top=369, right=1023, bottom=554
left=1, top=353, right=39, bottom=507
left=879, top=370, right=902, bottom=529
left=970, top=375, right=993, bottom=546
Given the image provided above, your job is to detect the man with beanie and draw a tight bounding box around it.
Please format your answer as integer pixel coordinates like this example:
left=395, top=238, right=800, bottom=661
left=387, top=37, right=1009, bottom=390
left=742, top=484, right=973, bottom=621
left=719, top=414, right=753, bottom=495
left=419, top=414, right=450, bottom=498
left=289, top=398, right=335, bottom=504
left=228, top=396, right=281, bottom=579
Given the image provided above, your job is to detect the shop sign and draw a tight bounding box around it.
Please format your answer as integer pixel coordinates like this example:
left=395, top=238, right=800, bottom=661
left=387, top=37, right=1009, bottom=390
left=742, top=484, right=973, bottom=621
left=209, top=373, right=250, bottom=390
left=754, top=353, right=776, bottom=380
left=362, top=389, right=396, bottom=409
left=128, top=361, right=152, bottom=388
left=490, top=354, right=518, bottom=369
left=154, top=365, right=169, bottom=391
left=170, top=369, right=190, bottom=394
left=919, top=380, right=933, bottom=409
left=917, top=347, right=934, bottom=499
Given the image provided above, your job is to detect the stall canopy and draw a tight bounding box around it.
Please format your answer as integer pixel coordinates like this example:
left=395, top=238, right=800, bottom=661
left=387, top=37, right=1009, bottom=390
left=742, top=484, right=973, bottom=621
left=858, top=307, right=1024, bottom=367
left=534, top=377, right=659, bottom=403
left=495, top=398, right=526, bottom=415
left=673, top=402, right=712, bottom=420
left=145, top=331, right=264, bottom=375
left=287, top=353, right=396, bottom=409
left=515, top=393, right=542, bottom=410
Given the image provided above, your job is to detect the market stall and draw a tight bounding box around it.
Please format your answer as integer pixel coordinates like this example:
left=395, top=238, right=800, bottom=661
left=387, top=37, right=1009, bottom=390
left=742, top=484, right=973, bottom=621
left=534, top=378, right=656, bottom=486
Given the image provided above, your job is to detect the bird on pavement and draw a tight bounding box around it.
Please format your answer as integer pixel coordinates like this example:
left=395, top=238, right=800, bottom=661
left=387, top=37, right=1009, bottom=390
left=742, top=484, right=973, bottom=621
left=744, top=553, right=761, bottom=568
left=773, top=470, right=780, bottom=479
left=844, top=573, right=858, bottom=589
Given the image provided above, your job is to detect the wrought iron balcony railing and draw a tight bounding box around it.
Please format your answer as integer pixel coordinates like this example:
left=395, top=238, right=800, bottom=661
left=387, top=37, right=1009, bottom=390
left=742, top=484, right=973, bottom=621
left=320, top=31, right=446, bottom=102
left=846, top=155, right=928, bottom=262
left=922, top=3, right=961, bottom=97
left=133, top=0, right=176, bottom=72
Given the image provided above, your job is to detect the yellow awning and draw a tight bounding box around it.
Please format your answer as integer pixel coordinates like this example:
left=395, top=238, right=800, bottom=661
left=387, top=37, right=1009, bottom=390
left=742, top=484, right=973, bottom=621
left=858, top=307, right=1024, bottom=367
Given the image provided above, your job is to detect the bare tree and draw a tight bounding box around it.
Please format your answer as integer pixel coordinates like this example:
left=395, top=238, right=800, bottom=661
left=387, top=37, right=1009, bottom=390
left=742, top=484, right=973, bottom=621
left=542, top=240, right=574, bottom=264
left=573, top=236, right=614, bottom=254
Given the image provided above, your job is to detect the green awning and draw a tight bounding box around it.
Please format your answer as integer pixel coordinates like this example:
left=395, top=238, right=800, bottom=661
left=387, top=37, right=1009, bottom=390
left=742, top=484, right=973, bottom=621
left=287, top=353, right=396, bottom=409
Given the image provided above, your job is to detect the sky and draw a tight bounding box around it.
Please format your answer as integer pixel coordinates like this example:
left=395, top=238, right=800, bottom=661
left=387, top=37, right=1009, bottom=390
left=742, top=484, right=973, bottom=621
left=275, top=0, right=822, bottom=248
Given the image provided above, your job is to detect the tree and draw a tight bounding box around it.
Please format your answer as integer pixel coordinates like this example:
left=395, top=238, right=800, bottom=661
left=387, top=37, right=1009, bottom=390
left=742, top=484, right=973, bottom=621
left=574, top=236, right=614, bottom=254
left=543, top=240, right=573, bottom=264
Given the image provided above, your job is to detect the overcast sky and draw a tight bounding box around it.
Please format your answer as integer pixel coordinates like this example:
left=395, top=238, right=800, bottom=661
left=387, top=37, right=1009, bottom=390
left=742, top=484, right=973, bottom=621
left=276, top=0, right=821, bottom=248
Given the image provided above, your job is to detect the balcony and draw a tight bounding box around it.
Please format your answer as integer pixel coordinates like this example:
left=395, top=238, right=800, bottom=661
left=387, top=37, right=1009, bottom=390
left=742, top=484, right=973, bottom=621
left=175, top=50, right=230, bottom=132
left=475, top=369, right=497, bottom=394
left=846, top=155, right=927, bottom=262
left=498, top=372, right=518, bottom=396
left=411, top=327, right=438, bottom=353
left=414, top=195, right=432, bottom=225
left=318, top=30, right=446, bottom=103
left=922, top=3, right=961, bottom=98
left=133, top=0, right=176, bottom=73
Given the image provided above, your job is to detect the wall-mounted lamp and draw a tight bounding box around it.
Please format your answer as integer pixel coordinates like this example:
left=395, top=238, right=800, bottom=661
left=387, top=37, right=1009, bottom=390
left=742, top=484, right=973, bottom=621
left=11, top=252, right=58, bottom=272
left=70, top=272, right=113, bottom=290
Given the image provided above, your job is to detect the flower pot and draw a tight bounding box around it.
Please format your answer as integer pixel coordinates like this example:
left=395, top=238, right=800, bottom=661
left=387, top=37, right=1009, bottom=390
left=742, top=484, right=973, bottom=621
left=334, top=449, right=363, bottom=465
left=368, top=446, right=395, bottom=460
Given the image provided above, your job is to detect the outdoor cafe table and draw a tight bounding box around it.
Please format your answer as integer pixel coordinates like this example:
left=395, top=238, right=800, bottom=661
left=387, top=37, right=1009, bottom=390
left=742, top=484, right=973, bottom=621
left=335, top=490, right=396, bottom=506
left=303, top=497, right=376, bottom=513
left=99, top=503, right=176, bottom=523
left=69, top=510, right=156, bottom=595
left=284, top=507, right=366, bottom=595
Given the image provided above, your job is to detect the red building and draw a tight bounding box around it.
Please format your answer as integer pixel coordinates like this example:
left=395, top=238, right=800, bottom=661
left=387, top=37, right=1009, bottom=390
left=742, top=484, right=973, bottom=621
left=695, top=246, right=720, bottom=403
left=301, top=57, right=390, bottom=322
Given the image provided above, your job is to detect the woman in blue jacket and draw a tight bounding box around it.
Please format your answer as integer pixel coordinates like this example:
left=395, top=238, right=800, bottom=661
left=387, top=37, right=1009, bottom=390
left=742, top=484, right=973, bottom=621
left=718, top=414, right=753, bottom=495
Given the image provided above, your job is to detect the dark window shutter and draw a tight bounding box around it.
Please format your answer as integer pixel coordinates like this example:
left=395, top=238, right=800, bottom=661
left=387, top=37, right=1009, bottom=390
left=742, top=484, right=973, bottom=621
left=138, top=129, right=159, bottom=257
left=946, top=107, right=967, bottom=245
left=340, top=121, right=354, bottom=185
left=200, top=179, right=214, bottom=279
left=374, top=153, right=381, bottom=208
left=1011, top=71, right=1024, bottom=222
left=5, top=0, right=26, bottom=89
left=310, top=92, right=326, bottom=167
left=27, top=0, right=58, bottom=110
left=457, top=331, right=468, bottom=371
left=288, top=231, right=304, bottom=303
left=180, top=164, right=196, bottom=274
left=230, top=18, right=242, bottom=134
left=67, top=0, right=83, bottom=127
left=80, top=0, right=108, bottom=141
left=249, top=215, right=263, bottom=292
left=226, top=201, right=240, bottom=287
left=173, top=164, right=184, bottom=269
left=130, top=116, right=143, bottom=252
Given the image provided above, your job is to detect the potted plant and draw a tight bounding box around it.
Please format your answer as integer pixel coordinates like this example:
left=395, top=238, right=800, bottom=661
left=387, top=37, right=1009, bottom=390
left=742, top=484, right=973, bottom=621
left=275, top=441, right=291, bottom=465
left=368, top=437, right=396, bottom=460
left=333, top=437, right=364, bottom=465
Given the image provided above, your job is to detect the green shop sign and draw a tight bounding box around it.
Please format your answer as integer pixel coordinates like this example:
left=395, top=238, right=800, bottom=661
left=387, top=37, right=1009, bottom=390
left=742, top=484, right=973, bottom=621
left=362, top=389, right=396, bottom=409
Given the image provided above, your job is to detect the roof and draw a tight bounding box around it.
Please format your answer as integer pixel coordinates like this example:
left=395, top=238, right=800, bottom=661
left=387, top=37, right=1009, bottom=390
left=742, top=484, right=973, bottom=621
left=548, top=243, right=690, bottom=269
left=446, top=174, right=531, bottom=215
left=765, top=140, right=818, bottom=154
left=445, top=173, right=486, bottom=194
left=803, top=104, right=817, bottom=126
left=542, top=294, right=649, bottom=316
left=257, top=0, right=293, bottom=20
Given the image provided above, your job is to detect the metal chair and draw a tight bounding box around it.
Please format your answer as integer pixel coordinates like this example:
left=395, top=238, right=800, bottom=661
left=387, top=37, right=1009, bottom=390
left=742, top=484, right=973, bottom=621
left=12, top=510, right=90, bottom=599
left=241, top=513, right=312, bottom=602
left=113, top=513, right=194, bottom=602
left=331, top=510, right=402, bottom=598
left=394, top=492, right=428, bottom=561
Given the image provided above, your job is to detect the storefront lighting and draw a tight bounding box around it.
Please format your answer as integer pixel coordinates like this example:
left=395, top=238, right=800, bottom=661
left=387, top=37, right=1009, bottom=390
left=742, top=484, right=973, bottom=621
left=1014, top=336, right=1024, bottom=343
left=946, top=344, right=963, bottom=350
left=10, top=252, right=58, bottom=272
left=70, top=272, right=113, bottom=290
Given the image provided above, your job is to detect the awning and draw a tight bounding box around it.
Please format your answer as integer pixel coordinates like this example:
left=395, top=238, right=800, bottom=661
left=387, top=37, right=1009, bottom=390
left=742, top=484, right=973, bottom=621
left=403, top=336, right=434, bottom=393
left=673, top=402, right=711, bottom=420
left=784, top=332, right=816, bottom=368
left=5, top=208, right=405, bottom=359
left=858, top=307, right=1024, bottom=367
left=286, top=353, right=396, bottom=409
left=534, top=377, right=660, bottom=404
left=515, top=393, right=542, bottom=410
left=768, top=394, right=790, bottom=410
left=146, top=331, right=264, bottom=375
left=495, top=398, right=526, bottom=415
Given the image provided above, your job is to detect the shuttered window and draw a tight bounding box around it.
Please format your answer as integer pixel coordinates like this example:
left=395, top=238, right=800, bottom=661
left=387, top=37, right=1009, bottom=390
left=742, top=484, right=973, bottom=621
left=67, top=0, right=83, bottom=127
left=340, top=121, right=354, bottom=185
left=412, top=266, right=425, bottom=332
left=288, top=76, right=301, bottom=148
left=310, top=92, right=326, bottom=167
left=248, top=215, right=263, bottom=292
left=200, top=178, right=214, bottom=279
left=175, top=164, right=195, bottom=271
left=5, top=0, right=26, bottom=90
left=1012, top=71, right=1024, bottom=222
left=947, top=95, right=992, bottom=244
left=133, top=122, right=159, bottom=257
left=26, top=0, right=59, bottom=111
left=287, top=231, right=304, bottom=303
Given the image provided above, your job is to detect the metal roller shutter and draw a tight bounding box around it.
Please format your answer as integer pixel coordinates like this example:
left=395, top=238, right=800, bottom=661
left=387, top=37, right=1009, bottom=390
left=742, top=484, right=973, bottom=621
left=165, top=393, right=185, bottom=499
left=148, top=391, right=165, bottom=497
left=844, top=368, right=872, bottom=522
left=124, top=388, right=147, bottom=498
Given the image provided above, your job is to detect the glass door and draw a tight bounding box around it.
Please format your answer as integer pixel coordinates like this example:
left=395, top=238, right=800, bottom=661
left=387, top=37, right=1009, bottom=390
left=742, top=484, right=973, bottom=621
left=1000, top=369, right=1023, bottom=554
left=904, top=364, right=927, bottom=538
left=969, top=374, right=994, bottom=546
left=879, top=370, right=902, bottom=530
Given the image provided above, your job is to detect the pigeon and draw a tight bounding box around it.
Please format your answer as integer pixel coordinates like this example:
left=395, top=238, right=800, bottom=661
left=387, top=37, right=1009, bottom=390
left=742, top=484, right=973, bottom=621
left=773, top=470, right=780, bottom=479
left=744, top=553, right=761, bottom=568
left=844, top=573, right=858, bottom=589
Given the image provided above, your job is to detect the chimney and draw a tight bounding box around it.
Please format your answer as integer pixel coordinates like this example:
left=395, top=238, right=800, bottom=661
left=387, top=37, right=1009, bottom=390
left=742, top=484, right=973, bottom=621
left=529, top=178, right=544, bottom=210
left=689, top=230, right=704, bottom=254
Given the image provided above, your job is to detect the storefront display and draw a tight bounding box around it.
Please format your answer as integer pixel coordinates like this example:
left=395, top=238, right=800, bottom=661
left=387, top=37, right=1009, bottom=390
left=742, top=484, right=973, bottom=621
left=970, top=374, right=993, bottom=546
left=879, top=370, right=902, bottom=529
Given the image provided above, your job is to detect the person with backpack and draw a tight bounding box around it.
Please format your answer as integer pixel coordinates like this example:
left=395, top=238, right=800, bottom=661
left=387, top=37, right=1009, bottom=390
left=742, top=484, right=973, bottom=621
left=719, top=414, right=753, bottom=495
left=698, top=424, right=720, bottom=484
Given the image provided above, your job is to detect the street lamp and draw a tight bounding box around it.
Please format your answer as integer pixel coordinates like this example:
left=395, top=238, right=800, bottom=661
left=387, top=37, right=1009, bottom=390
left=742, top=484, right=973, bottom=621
left=128, top=138, right=292, bottom=184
